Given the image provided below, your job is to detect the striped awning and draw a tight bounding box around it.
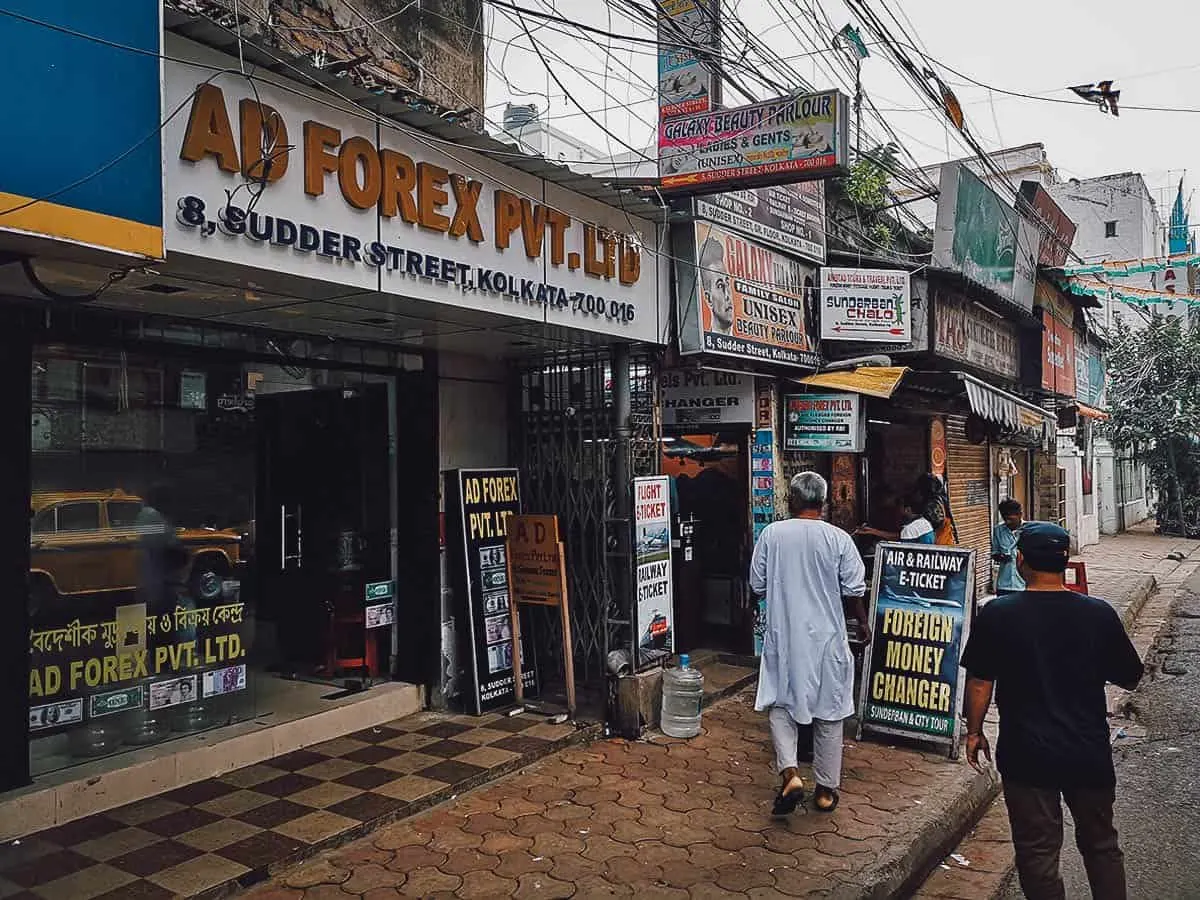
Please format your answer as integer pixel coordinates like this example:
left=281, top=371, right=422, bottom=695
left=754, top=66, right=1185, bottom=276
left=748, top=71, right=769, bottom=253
left=957, top=373, right=1056, bottom=442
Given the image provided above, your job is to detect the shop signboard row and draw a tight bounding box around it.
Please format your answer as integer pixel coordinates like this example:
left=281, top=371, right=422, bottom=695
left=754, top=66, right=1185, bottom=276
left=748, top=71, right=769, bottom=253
left=0, top=2, right=165, bottom=259
left=858, top=542, right=976, bottom=755
left=694, top=182, right=826, bottom=264
left=656, top=0, right=720, bottom=121
left=783, top=393, right=865, bottom=453
left=933, top=289, right=1020, bottom=380
left=1019, top=181, right=1077, bottom=268
left=444, top=468, right=536, bottom=715
left=1075, top=339, right=1107, bottom=408
left=1036, top=279, right=1076, bottom=396
left=659, top=90, right=850, bottom=192
left=679, top=221, right=820, bottom=369
left=933, top=163, right=1038, bottom=314
left=660, top=369, right=755, bottom=426
left=634, top=476, right=674, bottom=664
left=28, top=585, right=249, bottom=735
left=820, top=267, right=912, bottom=343
left=163, top=37, right=663, bottom=345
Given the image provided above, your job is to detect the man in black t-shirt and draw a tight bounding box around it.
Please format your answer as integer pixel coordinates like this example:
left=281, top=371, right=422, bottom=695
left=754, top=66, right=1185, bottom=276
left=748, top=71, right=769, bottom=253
left=961, top=522, right=1143, bottom=900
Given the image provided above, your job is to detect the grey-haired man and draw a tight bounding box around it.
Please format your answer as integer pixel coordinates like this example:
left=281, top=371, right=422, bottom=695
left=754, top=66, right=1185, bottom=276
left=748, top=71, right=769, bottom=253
left=750, top=471, right=869, bottom=815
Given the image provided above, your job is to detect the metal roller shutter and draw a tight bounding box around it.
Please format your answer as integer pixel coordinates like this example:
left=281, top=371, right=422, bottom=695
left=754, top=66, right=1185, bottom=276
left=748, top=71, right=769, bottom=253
left=945, top=415, right=991, bottom=597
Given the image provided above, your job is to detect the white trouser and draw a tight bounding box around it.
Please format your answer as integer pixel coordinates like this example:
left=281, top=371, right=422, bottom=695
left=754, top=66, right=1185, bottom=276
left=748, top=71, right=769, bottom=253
left=768, top=707, right=845, bottom=789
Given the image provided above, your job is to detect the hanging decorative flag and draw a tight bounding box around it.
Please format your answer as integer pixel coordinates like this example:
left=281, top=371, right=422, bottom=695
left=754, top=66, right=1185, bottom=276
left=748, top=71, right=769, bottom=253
left=837, top=24, right=870, bottom=60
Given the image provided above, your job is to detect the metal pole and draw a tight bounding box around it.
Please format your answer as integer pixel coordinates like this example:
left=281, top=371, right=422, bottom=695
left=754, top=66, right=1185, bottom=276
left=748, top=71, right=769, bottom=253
left=854, top=56, right=863, bottom=158
left=611, top=344, right=633, bottom=661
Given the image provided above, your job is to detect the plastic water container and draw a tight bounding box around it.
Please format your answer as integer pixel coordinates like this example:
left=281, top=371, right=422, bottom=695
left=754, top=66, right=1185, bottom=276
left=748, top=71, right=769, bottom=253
left=661, top=654, right=705, bottom=738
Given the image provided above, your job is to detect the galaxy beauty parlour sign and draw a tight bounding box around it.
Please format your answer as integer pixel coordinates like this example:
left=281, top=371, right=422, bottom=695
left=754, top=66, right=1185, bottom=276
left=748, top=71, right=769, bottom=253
left=857, top=542, right=975, bottom=756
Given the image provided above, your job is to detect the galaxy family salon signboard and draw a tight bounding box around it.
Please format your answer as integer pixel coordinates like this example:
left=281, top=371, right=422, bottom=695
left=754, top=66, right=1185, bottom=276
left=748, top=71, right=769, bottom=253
left=162, top=39, right=661, bottom=345
left=444, top=468, right=536, bottom=714
left=820, top=267, right=911, bottom=342
left=857, top=542, right=976, bottom=755
left=681, top=220, right=820, bottom=368
left=634, top=476, right=674, bottom=664
left=659, top=90, right=849, bottom=192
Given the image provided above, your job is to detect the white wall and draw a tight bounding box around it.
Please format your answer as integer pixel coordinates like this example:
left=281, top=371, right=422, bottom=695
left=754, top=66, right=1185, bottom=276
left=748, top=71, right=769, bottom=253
left=438, top=352, right=510, bottom=473
left=434, top=351, right=510, bottom=708
left=1058, top=433, right=1100, bottom=551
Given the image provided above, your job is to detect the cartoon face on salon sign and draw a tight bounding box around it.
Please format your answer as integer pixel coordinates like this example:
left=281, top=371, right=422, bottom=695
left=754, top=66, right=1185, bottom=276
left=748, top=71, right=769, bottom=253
left=160, top=40, right=662, bottom=343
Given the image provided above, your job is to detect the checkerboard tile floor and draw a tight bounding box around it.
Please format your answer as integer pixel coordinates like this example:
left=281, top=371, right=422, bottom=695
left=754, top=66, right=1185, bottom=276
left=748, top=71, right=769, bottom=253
left=0, top=711, right=580, bottom=899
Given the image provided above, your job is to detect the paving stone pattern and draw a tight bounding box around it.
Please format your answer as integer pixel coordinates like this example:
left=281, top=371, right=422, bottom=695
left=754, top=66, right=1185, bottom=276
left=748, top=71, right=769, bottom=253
left=245, top=687, right=981, bottom=899
left=0, top=712, right=579, bottom=900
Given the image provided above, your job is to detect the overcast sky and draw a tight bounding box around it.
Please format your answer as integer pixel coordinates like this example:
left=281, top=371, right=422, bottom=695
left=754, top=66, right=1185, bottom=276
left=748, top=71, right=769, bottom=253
left=481, top=0, right=1196, bottom=223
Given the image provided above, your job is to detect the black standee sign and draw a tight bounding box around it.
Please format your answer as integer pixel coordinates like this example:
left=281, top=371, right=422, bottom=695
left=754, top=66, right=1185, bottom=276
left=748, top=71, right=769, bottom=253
left=856, top=542, right=976, bottom=757
left=444, top=468, right=537, bottom=714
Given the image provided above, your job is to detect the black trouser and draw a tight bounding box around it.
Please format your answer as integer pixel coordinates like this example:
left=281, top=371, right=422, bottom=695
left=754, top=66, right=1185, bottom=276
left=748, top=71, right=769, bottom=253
left=1003, top=780, right=1127, bottom=900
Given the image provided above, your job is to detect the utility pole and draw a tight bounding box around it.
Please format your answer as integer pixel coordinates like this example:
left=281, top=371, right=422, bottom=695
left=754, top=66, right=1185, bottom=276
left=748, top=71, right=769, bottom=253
left=836, top=24, right=870, bottom=159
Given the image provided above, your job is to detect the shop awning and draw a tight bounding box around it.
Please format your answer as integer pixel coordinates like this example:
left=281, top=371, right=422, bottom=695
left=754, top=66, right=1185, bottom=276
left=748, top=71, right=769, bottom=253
left=955, top=372, right=1056, bottom=442
left=1074, top=402, right=1110, bottom=421
left=902, top=370, right=1056, bottom=444
left=795, top=366, right=909, bottom=399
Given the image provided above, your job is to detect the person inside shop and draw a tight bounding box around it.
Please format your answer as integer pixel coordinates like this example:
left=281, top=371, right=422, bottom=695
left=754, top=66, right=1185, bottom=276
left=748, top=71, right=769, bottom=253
left=992, top=499, right=1026, bottom=594
left=751, top=471, right=868, bottom=817
left=856, top=494, right=936, bottom=544
left=914, top=473, right=957, bottom=545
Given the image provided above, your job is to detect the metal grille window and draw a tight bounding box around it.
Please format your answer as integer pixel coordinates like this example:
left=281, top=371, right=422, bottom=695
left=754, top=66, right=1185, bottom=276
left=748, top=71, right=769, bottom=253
left=511, top=348, right=659, bottom=693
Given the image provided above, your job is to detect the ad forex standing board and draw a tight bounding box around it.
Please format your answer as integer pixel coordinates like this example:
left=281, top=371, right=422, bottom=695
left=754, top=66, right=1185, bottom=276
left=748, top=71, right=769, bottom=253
left=634, top=477, right=674, bottom=663
left=444, top=469, right=536, bottom=714
left=682, top=221, right=820, bottom=368
left=857, top=542, right=976, bottom=756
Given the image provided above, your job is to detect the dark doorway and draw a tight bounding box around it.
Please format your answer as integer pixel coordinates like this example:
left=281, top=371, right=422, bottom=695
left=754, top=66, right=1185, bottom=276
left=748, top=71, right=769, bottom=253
left=664, top=429, right=752, bottom=654
left=255, top=384, right=392, bottom=679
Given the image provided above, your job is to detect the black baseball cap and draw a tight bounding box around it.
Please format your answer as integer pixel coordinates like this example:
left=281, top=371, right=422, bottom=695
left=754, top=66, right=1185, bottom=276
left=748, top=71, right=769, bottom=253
left=1017, top=521, right=1071, bottom=571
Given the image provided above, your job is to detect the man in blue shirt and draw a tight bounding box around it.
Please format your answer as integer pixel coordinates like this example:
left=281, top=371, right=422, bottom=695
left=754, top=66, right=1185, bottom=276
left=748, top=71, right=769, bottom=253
left=992, top=499, right=1025, bottom=593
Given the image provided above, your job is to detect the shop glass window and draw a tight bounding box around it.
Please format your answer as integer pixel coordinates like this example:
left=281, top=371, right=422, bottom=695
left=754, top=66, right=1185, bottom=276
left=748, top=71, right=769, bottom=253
left=56, top=502, right=101, bottom=532
left=26, top=343, right=401, bottom=781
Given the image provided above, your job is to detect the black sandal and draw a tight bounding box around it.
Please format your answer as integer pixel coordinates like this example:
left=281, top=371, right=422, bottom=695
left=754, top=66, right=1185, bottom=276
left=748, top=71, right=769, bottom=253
left=813, top=785, right=839, bottom=812
left=772, top=774, right=805, bottom=816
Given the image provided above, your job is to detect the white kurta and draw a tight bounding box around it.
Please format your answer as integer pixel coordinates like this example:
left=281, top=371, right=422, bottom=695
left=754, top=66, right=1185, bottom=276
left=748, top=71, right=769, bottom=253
left=751, top=518, right=867, bottom=724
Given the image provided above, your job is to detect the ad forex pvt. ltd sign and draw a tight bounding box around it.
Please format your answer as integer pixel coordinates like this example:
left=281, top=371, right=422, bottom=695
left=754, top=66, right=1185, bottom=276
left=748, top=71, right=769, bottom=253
left=162, top=42, right=662, bottom=344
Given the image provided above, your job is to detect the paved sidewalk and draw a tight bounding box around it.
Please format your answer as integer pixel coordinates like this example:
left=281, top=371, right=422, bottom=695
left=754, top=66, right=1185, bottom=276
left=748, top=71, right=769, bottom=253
left=245, top=687, right=994, bottom=899
left=1073, top=521, right=1200, bottom=625
left=915, top=526, right=1200, bottom=899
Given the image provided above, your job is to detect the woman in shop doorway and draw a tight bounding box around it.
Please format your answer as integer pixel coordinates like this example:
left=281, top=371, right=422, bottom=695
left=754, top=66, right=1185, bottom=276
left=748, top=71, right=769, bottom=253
left=914, top=474, right=957, bottom=545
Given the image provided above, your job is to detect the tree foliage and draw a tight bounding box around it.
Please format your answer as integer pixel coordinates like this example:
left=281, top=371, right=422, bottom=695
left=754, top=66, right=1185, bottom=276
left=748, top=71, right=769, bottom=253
left=1105, top=313, right=1200, bottom=535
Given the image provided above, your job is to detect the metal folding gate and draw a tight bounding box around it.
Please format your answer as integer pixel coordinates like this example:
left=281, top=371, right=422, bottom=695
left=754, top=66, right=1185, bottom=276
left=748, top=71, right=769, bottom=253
left=511, top=348, right=659, bottom=695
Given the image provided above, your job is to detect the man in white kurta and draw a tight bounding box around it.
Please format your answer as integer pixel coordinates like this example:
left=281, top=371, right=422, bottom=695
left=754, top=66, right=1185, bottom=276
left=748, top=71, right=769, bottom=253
left=751, top=471, right=867, bottom=813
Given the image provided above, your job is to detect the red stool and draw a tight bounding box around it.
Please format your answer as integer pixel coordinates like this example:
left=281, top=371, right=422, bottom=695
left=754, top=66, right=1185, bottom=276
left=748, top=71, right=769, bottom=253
left=1065, top=561, right=1089, bottom=595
